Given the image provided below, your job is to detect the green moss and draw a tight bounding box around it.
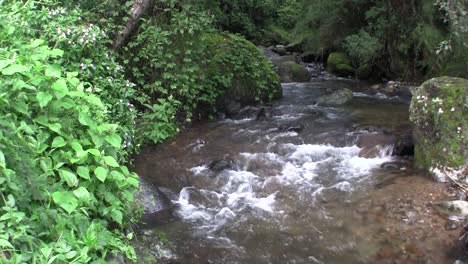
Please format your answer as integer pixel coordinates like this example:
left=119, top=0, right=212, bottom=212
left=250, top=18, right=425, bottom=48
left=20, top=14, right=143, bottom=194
left=203, top=32, right=282, bottom=106
left=291, top=63, right=310, bottom=82
left=410, top=77, right=468, bottom=171
left=327, top=52, right=354, bottom=76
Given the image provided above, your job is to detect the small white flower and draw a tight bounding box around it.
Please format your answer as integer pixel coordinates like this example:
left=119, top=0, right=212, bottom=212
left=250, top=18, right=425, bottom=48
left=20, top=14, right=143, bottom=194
left=438, top=108, right=444, bottom=114
left=451, top=107, right=455, bottom=112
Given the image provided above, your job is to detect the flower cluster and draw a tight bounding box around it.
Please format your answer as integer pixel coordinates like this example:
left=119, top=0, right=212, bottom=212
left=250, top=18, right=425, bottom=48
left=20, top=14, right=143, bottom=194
left=48, top=8, right=66, bottom=16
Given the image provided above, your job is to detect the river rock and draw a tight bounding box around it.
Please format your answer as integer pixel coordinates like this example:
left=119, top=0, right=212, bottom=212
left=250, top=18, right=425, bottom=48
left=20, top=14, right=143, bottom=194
left=357, top=133, right=395, bottom=148
left=223, top=96, right=242, bottom=116
left=317, top=88, right=353, bottom=106
left=359, top=146, right=383, bottom=158
left=285, top=41, right=303, bottom=53
left=278, top=123, right=304, bottom=133
left=207, top=159, right=236, bottom=172
left=275, top=60, right=310, bottom=83
left=326, top=52, right=354, bottom=77
left=438, top=200, right=468, bottom=216
left=409, top=77, right=468, bottom=181
left=137, top=180, right=173, bottom=215
left=393, top=131, right=414, bottom=156
left=258, top=46, right=279, bottom=59
left=380, top=161, right=408, bottom=170
left=233, top=106, right=260, bottom=120
left=256, top=107, right=272, bottom=121
left=272, top=45, right=288, bottom=56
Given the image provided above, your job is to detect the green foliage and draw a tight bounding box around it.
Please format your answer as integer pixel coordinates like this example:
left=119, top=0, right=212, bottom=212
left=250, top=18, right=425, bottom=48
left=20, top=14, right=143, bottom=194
left=204, top=33, right=282, bottom=104
left=123, top=2, right=280, bottom=144
left=123, top=2, right=212, bottom=144
left=276, top=0, right=301, bottom=29
left=0, top=1, right=139, bottom=262
left=199, top=0, right=278, bottom=42
left=343, top=30, right=382, bottom=66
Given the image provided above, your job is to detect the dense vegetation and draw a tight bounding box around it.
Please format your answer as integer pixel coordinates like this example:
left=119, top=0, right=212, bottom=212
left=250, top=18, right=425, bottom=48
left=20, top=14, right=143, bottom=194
left=202, top=0, right=467, bottom=80
left=0, top=0, right=465, bottom=262
left=0, top=0, right=280, bottom=262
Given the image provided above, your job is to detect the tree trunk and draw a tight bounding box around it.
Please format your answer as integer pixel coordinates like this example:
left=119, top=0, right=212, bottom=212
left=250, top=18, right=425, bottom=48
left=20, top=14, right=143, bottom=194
left=113, top=0, right=152, bottom=50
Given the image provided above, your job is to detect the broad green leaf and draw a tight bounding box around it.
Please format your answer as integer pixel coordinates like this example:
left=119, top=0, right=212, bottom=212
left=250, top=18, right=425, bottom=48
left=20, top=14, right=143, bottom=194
left=31, top=39, right=45, bottom=47
left=13, top=101, right=28, bottom=115
left=104, top=156, right=119, bottom=167
left=110, top=170, right=124, bottom=182
left=73, top=187, right=90, bottom=202
left=52, top=79, right=68, bottom=99
left=47, top=123, right=62, bottom=133
left=71, top=141, right=83, bottom=152
left=105, top=134, right=122, bottom=148
left=0, top=59, right=14, bottom=71
left=52, top=137, right=66, bottom=148
left=59, top=169, right=78, bottom=187
left=0, top=239, right=13, bottom=248
left=0, top=151, right=5, bottom=169
left=2, top=64, right=28, bottom=75
left=52, top=191, right=78, bottom=214
left=110, top=210, right=123, bottom=225
left=78, top=112, right=94, bottom=127
left=46, top=49, right=64, bottom=57
left=37, top=92, right=53, bottom=108
left=59, top=98, right=76, bottom=109
left=94, top=166, right=108, bottom=182
left=77, top=166, right=90, bottom=179
left=127, top=177, right=139, bottom=187
left=87, top=149, right=101, bottom=156
left=45, top=64, right=61, bottom=78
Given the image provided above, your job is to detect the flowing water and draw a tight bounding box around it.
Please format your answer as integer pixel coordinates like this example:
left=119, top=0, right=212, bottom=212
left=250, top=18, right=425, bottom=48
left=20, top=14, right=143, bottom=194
left=132, top=78, right=449, bottom=263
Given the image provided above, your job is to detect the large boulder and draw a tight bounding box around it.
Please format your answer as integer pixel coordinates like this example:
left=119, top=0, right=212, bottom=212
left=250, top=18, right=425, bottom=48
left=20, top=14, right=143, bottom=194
left=326, top=52, right=354, bottom=77
left=204, top=33, right=282, bottom=116
left=409, top=77, right=468, bottom=181
left=271, top=60, right=310, bottom=83
left=317, top=88, right=353, bottom=106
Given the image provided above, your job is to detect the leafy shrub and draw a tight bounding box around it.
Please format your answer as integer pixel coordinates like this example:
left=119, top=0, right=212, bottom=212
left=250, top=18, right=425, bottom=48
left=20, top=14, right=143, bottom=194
left=0, top=1, right=139, bottom=262
left=343, top=30, right=382, bottom=66
left=124, top=2, right=280, bottom=144
left=204, top=33, right=282, bottom=104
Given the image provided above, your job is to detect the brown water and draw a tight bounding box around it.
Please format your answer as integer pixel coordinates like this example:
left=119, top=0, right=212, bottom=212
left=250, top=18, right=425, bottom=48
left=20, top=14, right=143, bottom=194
left=132, top=79, right=458, bottom=263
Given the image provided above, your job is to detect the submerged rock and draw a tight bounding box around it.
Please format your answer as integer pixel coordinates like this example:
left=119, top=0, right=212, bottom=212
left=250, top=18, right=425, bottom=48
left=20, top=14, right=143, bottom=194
left=206, top=159, right=236, bottom=172
left=278, top=123, right=304, bottom=133
left=409, top=77, right=467, bottom=180
left=317, top=88, right=353, bottom=106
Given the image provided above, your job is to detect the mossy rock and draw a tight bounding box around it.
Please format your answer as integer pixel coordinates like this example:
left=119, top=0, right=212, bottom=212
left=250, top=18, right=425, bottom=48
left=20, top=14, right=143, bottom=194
left=272, top=60, right=310, bottom=83
left=317, top=88, right=353, bottom=106
left=203, top=33, right=282, bottom=115
left=327, top=52, right=354, bottom=77
left=409, top=77, right=468, bottom=178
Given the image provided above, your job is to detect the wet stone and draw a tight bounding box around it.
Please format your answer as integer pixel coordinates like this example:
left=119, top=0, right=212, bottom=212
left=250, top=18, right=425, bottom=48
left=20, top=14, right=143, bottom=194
left=206, top=159, right=236, bottom=172
left=278, top=123, right=304, bottom=133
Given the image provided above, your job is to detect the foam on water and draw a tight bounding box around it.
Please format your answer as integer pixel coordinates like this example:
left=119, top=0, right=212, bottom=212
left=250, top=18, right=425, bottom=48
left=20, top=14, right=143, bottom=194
left=175, top=142, right=393, bottom=243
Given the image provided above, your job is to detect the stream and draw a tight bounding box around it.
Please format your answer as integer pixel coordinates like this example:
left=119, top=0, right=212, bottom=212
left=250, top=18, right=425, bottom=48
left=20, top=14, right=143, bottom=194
left=132, top=76, right=458, bottom=263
